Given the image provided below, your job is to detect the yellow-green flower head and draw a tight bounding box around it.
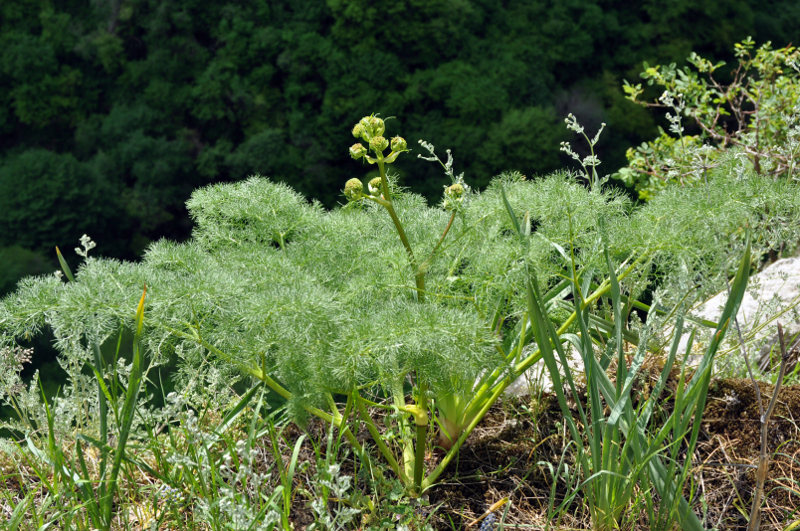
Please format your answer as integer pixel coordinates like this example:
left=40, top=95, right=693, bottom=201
left=443, top=182, right=466, bottom=211
left=369, top=135, right=389, bottom=153
left=349, top=143, right=367, bottom=160
left=369, top=116, right=385, bottom=136
left=344, top=178, right=364, bottom=201
left=447, top=183, right=464, bottom=198
left=358, top=116, right=374, bottom=137
left=368, top=176, right=383, bottom=196
left=352, top=122, right=366, bottom=139
left=390, top=136, right=407, bottom=152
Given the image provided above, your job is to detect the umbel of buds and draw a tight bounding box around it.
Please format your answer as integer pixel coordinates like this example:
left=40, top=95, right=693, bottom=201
left=344, top=178, right=364, bottom=201
left=368, top=115, right=385, bottom=136
left=369, top=135, right=389, bottom=152
left=443, top=182, right=467, bottom=211
left=368, top=176, right=383, bottom=196
left=346, top=114, right=409, bottom=201
left=350, top=143, right=368, bottom=160
left=447, top=183, right=464, bottom=197
left=348, top=114, right=408, bottom=165
left=391, top=136, right=407, bottom=152
left=352, top=115, right=386, bottom=142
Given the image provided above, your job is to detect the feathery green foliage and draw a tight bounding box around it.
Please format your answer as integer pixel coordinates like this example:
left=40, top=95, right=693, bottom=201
left=3, top=107, right=800, bottom=523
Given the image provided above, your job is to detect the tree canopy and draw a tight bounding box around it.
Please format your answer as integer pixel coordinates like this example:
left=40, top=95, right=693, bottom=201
left=2, top=0, right=798, bottom=292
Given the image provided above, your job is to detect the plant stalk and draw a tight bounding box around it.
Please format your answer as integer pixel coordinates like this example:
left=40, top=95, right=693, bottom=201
left=376, top=159, right=426, bottom=301
left=355, top=395, right=407, bottom=485
left=399, top=403, right=429, bottom=493
left=419, top=211, right=456, bottom=275
left=389, top=375, right=417, bottom=483
left=747, top=323, right=790, bottom=530
left=413, top=421, right=426, bottom=492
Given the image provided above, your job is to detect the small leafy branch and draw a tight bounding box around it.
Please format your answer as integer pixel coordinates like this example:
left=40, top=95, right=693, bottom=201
left=618, top=38, right=800, bottom=199
left=560, top=113, right=606, bottom=190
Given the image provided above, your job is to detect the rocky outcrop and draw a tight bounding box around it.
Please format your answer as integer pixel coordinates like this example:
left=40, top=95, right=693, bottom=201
left=679, top=256, right=800, bottom=373
left=505, top=256, right=800, bottom=397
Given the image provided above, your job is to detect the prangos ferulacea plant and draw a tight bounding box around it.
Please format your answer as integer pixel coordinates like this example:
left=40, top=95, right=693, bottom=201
left=0, top=112, right=772, bottom=514
left=0, top=115, right=653, bottom=498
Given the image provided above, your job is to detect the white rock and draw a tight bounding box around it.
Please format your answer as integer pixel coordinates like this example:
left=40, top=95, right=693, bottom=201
left=676, top=256, right=800, bottom=369
left=503, top=342, right=587, bottom=397
left=505, top=256, right=800, bottom=397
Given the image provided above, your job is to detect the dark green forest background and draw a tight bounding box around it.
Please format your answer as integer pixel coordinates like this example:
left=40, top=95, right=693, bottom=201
left=2, top=0, right=798, bottom=294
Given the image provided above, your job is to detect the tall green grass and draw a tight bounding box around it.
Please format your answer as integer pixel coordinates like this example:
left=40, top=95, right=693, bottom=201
left=503, top=187, right=751, bottom=529
left=10, top=283, right=148, bottom=529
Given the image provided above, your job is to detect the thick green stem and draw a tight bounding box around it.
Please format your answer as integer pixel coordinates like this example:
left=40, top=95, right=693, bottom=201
left=414, top=422, right=427, bottom=492
left=376, top=160, right=426, bottom=301
left=389, top=376, right=416, bottom=482
left=413, top=384, right=429, bottom=493
left=399, top=403, right=429, bottom=493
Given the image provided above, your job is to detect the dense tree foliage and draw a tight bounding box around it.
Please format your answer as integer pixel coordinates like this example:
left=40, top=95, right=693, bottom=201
left=2, top=0, right=798, bottom=292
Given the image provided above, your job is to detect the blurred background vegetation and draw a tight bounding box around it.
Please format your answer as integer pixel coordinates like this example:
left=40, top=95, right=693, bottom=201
left=2, top=0, right=799, bottom=294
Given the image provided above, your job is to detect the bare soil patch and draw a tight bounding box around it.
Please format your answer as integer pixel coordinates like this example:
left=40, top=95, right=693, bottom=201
left=423, top=378, right=800, bottom=530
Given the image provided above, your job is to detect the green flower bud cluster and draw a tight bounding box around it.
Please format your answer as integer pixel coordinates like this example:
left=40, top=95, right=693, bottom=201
left=391, top=136, right=407, bottom=152
left=344, top=178, right=364, bottom=202
left=345, top=114, right=412, bottom=201
left=368, top=176, right=383, bottom=196
left=349, top=143, right=368, bottom=160
left=370, top=135, right=389, bottom=152
left=442, top=181, right=469, bottom=211
left=352, top=115, right=385, bottom=139
left=348, top=114, right=408, bottom=165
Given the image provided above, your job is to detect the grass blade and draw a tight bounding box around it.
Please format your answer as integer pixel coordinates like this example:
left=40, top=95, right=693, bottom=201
left=7, top=490, right=35, bottom=530
left=54, top=246, right=75, bottom=282
left=500, top=187, right=522, bottom=238
left=102, top=284, right=148, bottom=526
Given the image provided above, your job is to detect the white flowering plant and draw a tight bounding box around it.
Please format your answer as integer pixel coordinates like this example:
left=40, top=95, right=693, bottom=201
left=617, top=38, right=800, bottom=199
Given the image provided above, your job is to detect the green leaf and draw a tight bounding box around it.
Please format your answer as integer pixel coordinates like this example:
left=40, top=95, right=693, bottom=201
left=54, top=246, right=74, bottom=282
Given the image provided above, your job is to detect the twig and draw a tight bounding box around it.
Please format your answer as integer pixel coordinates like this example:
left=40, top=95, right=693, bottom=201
left=747, top=323, right=790, bottom=531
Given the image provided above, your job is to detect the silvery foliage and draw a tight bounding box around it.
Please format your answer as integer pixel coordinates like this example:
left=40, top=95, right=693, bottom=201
left=307, top=462, right=360, bottom=529
left=0, top=344, right=31, bottom=402
left=178, top=405, right=280, bottom=530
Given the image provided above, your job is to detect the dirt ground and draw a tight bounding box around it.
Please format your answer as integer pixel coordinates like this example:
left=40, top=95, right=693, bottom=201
left=424, top=375, right=800, bottom=530
left=270, top=366, right=800, bottom=529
